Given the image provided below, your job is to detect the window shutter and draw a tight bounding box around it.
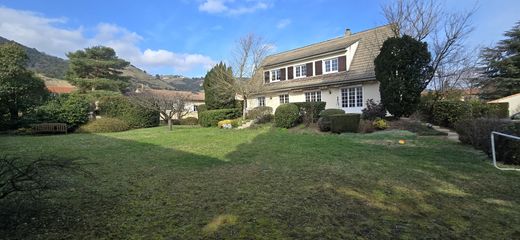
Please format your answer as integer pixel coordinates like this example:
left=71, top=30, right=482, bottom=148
left=306, top=63, right=313, bottom=77
left=288, top=66, right=294, bottom=79
left=315, top=61, right=322, bottom=75
left=280, top=68, right=286, bottom=81
left=264, top=71, right=269, bottom=83
left=338, top=56, right=347, bottom=72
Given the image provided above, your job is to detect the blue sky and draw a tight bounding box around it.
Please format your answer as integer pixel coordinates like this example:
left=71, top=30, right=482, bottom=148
left=0, top=0, right=519, bottom=77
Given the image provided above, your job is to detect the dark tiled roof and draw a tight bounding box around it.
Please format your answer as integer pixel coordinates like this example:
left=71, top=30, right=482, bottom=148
left=259, top=25, right=394, bottom=92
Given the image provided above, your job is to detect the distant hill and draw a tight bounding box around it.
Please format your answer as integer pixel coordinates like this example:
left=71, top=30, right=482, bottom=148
left=0, top=36, right=204, bottom=92
left=0, top=36, right=68, bottom=78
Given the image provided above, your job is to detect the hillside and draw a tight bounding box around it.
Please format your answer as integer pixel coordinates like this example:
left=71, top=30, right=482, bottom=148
left=0, top=36, right=68, bottom=78
left=0, top=36, right=204, bottom=92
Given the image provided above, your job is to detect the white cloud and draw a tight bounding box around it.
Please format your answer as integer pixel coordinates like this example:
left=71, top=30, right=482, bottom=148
left=276, top=19, right=291, bottom=29
left=0, top=6, right=215, bottom=74
left=198, top=0, right=269, bottom=15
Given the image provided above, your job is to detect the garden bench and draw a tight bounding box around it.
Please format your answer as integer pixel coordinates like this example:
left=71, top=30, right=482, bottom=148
left=31, top=123, right=68, bottom=134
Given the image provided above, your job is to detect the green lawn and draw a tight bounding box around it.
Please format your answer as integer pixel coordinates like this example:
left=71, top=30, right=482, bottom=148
left=1, top=126, right=519, bottom=239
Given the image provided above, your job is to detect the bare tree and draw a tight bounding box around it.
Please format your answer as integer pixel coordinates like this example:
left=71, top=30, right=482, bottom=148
left=381, top=0, right=477, bottom=98
left=128, top=90, right=191, bottom=131
left=210, top=33, right=273, bottom=119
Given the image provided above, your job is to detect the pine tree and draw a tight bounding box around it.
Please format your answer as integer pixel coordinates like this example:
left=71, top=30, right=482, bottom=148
left=203, top=62, right=235, bottom=110
left=374, top=35, right=433, bottom=118
left=480, top=21, right=520, bottom=100
left=66, top=46, right=130, bottom=92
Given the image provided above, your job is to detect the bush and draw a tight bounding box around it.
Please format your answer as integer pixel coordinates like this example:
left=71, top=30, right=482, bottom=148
left=180, top=117, right=198, bottom=125
left=275, top=104, right=300, bottom=128
left=361, top=99, right=386, bottom=120
left=98, top=96, right=159, bottom=129
left=488, top=102, right=509, bottom=118
left=198, top=108, right=241, bottom=127
left=78, top=118, right=130, bottom=133
left=33, top=94, right=91, bottom=130
left=330, top=113, right=361, bottom=133
left=197, top=104, right=207, bottom=113
left=455, top=118, right=519, bottom=165
left=217, top=119, right=237, bottom=128
left=247, top=106, right=273, bottom=119
left=373, top=118, right=389, bottom=130
left=293, top=102, right=326, bottom=124
left=358, top=119, right=375, bottom=133
left=320, top=109, right=345, bottom=117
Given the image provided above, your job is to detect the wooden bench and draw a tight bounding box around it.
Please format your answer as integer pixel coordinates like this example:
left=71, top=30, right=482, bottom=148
left=31, top=123, right=68, bottom=134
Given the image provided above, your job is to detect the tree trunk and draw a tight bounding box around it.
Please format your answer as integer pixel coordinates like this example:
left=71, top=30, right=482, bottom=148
left=242, top=96, right=247, bottom=120
left=168, top=118, right=173, bottom=131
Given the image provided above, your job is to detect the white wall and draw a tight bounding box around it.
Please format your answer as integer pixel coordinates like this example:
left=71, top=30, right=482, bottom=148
left=165, top=101, right=205, bottom=119
left=247, top=81, right=380, bottom=114
left=490, top=94, right=520, bottom=116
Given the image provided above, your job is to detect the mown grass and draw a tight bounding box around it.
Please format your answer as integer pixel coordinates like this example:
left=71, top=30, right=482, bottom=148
left=1, top=126, right=519, bottom=239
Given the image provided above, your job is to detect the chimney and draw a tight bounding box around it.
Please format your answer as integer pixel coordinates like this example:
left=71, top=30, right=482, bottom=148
left=344, top=28, right=351, bottom=36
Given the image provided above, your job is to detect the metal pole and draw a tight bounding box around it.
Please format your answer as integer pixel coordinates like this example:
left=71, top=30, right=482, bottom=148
left=490, top=131, right=520, bottom=171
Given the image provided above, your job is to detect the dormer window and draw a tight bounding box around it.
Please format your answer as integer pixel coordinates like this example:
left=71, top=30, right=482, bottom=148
left=271, top=69, right=281, bottom=81
left=295, top=64, right=307, bottom=78
left=324, top=58, right=338, bottom=73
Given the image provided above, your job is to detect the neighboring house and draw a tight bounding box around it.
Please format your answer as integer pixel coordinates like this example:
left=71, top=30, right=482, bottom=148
left=247, top=25, right=393, bottom=113
left=488, top=93, right=520, bottom=117
left=41, top=75, right=77, bottom=94
left=146, top=89, right=205, bottom=119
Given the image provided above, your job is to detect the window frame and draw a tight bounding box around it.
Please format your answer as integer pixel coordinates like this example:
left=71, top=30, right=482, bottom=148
left=341, top=86, right=363, bottom=108
left=279, top=94, right=289, bottom=104
left=323, top=58, right=339, bottom=74
left=270, top=69, right=281, bottom=82
left=294, top=64, right=307, bottom=78
left=304, top=91, right=322, bottom=102
left=257, top=96, right=266, bottom=107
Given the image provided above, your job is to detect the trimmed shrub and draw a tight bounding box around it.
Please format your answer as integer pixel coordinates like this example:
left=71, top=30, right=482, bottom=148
left=358, top=119, right=376, bottom=133
left=361, top=99, right=386, bottom=120
left=488, top=102, right=509, bottom=118
left=455, top=118, right=519, bottom=165
left=98, top=96, right=159, bottom=129
left=318, top=109, right=346, bottom=132
left=180, top=117, right=198, bottom=125
left=293, top=102, right=326, bottom=124
left=247, top=106, right=273, bottom=119
left=198, top=108, right=241, bottom=127
left=432, top=101, right=471, bottom=127
left=33, top=94, right=91, bottom=130
left=78, top=118, right=130, bottom=133
left=197, top=104, right=207, bottom=113
left=330, top=113, right=361, bottom=133
left=373, top=118, right=389, bottom=130
left=320, top=109, right=345, bottom=117
left=275, top=103, right=300, bottom=128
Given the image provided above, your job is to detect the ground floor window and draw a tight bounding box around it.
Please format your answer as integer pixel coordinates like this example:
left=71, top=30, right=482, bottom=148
left=341, top=86, right=363, bottom=108
left=258, top=96, right=266, bottom=107
left=279, top=94, right=289, bottom=104
left=305, top=91, right=322, bottom=102
left=193, top=105, right=198, bottom=112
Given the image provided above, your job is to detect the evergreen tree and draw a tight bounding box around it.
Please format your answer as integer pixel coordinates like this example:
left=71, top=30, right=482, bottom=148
left=66, top=46, right=130, bottom=92
left=374, top=35, right=433, bottom=118
left=0, top=43, right=48, bottom=127
left=203, top=62, right=235, bottom=110
left=479, top=21, right=520, bottom=100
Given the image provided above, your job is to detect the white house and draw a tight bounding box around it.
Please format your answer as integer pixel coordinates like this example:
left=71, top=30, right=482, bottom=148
left=488, top=93, right=520, bottom=117
left=145, top=89, right=205, bottom=119
left=247, top=25, right=393, bottom=113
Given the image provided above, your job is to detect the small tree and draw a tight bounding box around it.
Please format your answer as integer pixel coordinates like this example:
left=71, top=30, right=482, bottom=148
left=128, top=91, right=190, bottom=131
left=0, top=43, right=48, bottom=127
left=203, top=62, right=236, bottom=110
left=375, top=35, right=433, bottom=118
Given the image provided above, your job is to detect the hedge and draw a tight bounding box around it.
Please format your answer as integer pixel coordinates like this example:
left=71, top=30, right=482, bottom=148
left=78, top=118, right=130, bottom=133
left=317, top=109, right=345, bottom=132
left=319, top=109, right=345, bottom=117
left=423, top=100, right=509, bottom=128
left=293, top=102, right=326, bottom=124
left=455, top=119, right=520, bottom=165
left=98, top=96, right=159, bottom=129
left=33, top=94, right=91, bottom=130
left=180, top=117, right=198, bottom=125
left=275, top=103, right=300, bottom=128
left=330, top=113, right=361, bottom=133
left=198, top=108, right=241, bottom=127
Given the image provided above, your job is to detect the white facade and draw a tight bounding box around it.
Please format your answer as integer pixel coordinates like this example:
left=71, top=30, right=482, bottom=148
left=247, top=81, right=381, bottom=114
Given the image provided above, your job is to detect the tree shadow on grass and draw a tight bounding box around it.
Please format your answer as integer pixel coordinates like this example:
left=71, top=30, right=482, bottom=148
left=0, top=131, right=227, bottom=239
